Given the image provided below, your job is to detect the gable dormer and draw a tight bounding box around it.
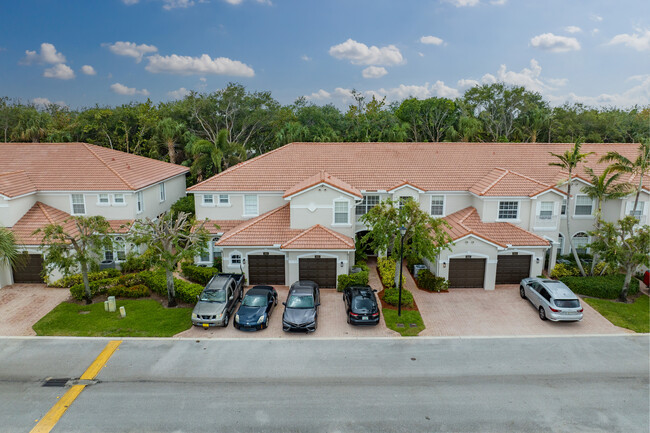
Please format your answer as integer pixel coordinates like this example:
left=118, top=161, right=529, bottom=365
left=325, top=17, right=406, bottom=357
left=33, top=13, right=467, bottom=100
left=387, top=180, right=424, bottom=206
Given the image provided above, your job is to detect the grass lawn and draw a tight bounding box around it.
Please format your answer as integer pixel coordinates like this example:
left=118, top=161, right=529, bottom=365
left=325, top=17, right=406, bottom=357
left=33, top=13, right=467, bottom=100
left=33, top=299, right=193, bottom=337
left=584, top=294, right=649, bottom=333
left=382, top=308, right=426, bottom=336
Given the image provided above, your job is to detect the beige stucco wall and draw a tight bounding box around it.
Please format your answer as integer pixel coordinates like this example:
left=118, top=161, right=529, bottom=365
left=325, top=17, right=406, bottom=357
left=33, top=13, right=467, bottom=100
left=0, top=194, right=37, bottom=227
left=194, top=193, right=285, bottom=221
left=0, top=262, right=13, bottom=288
left=289, top=186, right=356, bottom=238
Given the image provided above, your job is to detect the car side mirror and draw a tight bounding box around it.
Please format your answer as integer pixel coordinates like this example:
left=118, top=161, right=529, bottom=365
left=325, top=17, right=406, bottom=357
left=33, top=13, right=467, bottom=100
left=373, top=289, right=378, bottom=293
left=282, top=302, right=286, bottom=306
left=315, top=303, right=320, bottom=307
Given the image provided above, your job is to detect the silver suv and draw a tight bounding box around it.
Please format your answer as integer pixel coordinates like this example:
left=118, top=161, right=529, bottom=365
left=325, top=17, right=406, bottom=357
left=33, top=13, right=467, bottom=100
left=520, top=278, right=584, bottom=322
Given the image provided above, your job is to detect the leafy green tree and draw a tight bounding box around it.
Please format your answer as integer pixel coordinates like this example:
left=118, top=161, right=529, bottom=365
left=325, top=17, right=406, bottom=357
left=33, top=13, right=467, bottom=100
left=599, top=140, right=649, bottom=215
left=589, top=216, right=650, bottom=302
left=0, top=227, right=21, bottom=273
left=129, top=211, right=209, bottom=307
left=36, top=216, right=112, bottom=304
left=549, top=141, right=594, bottom=276
left=395, top=97, right=459, bottom=142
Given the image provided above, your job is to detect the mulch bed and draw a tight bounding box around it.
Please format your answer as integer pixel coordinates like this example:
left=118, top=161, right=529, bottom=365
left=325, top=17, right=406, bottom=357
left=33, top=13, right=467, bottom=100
left=375, top=267, right=420, bottom=312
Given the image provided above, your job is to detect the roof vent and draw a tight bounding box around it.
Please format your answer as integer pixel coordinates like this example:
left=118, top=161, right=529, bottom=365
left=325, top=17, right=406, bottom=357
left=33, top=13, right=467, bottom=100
left=111, top=157, right=115, bottom=161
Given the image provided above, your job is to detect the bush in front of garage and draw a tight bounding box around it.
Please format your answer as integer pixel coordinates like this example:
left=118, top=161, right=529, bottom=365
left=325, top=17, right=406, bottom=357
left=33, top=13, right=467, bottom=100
left=106, top=284, right=150, bottom=298
left=377, top=256, right=405, bottom=289
left=559, top=274, right=639, bottom=299
left=51, top=269, right=121, bottom=288
left=138, top=270, right=203, bottom=304
left=70, top=278, right=120, bottom=300
left=550, top=263, right=580, bottom=279
left=337, top=270, right=369, bottom=292
left=416, top=269, right=449, bottom=292
left=382, top=287, right=414, bottom=308
left=180, top=262, right=220, bottom=285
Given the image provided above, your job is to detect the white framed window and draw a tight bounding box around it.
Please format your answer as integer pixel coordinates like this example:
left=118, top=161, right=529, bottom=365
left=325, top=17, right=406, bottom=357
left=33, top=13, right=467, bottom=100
left=159, top=183, right=166, bottom=202
left=430, top=195, right=445, bottom=216
left=71, top=194, right=86, bottom=215
left=558, top=233, right=565, bottom=255
left=356, top=195, right=379, bottom=216
left=627, top=200, right=646, bottom=218
left=498, top=201, right=519, bottom=220
left=113, top=193, right=125, bottom=205
left=199, top=242, right=211, bottom=262
left=218, top=194, right=230, bottom=205
left=572, top=232, right=589, bottom=254
left=574, top=195, right=594, bottom=216
left=136, top=191, right=144, bottom=214
left=560, top=198, right=567, bottom=216
left=398, top=196, right=411, bottom=209
left=202, top=194, right=214, bottom=206
left=212, top=237, right=222, bottom=262
left=244, top=195, right=258, bottom=216
left=539, top=201, right=553, bottom=220
left=98, top=194, right=110, bottom=206
left=230, top=253, right=242, bottom=266
left=334, top=200, right=349, bottom=224
left=105, top=236, right=126, bottom=262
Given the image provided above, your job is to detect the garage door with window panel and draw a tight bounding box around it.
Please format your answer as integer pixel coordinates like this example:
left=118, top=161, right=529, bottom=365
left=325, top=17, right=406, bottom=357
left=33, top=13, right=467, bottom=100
left=12, top=254, right=44, bottom=284
left=448, top=258, right=485, bottom=288
left=299, top=258, right=337, bottom=288
left=248, top=255, right=285, bottom=285
left=495, top=255, right=531, bottom=284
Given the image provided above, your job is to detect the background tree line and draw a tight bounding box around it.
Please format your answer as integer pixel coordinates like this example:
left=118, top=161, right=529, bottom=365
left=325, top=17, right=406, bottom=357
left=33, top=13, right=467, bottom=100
left=2, top=82, right=648, bottom=185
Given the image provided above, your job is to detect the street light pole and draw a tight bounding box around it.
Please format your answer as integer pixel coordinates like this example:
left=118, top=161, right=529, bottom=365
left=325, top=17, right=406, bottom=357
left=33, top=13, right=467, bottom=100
left=398, top=226, right=406, bottom=317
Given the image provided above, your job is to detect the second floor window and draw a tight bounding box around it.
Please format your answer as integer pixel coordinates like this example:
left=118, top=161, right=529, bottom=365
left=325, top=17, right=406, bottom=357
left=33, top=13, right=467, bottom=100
left=560, top=198, right=567, bottom=215
left=113, top=194, right=125, bottom=205
left=244, top=195, right=258, bottom=215
left=203, top=194, right=214, bottom=205
left=575, top=195, right=593, bottom=216
left=334, top=201, right=349, bottom=224
left=398, top=196, right=412, bottom=209
left=498, top=201, right=518, bottom=219
left=627, top=201, right=645, bottom=218
left=539, top=201, right=553, bottom=219
left=71, top=194, right=85, bottom=215
left=430, top=195, right=444, bottom=216
left=136, top=191, right=144, bottom=213
left=159, top=183, right=166, bottom=202
left=356, top=195, right=379, bottom=216
left=98, top=194, right=109, bottom=205
left=219, top=194, right=230, bottom=205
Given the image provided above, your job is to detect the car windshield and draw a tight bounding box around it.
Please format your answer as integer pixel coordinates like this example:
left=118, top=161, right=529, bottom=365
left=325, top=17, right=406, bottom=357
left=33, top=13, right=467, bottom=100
left=352, top=297, right=375, bottom=311
left=554, top=299, right=580, bottom=308
left=286, top=294, right=314, bottom=309
left=242, top=294, right=267, bottom=307
left=199, top=289, right=226, bottom=303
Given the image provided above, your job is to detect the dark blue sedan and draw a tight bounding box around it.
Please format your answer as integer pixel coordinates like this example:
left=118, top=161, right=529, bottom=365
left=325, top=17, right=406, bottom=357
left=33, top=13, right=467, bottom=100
left=233, top=286, right=278, bottom=331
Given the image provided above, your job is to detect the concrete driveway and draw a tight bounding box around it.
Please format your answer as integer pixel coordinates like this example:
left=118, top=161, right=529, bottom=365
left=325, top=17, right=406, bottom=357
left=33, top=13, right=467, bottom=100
left=0, top=284, right=71, bottom=336
left=176, top=285, right=395, bottom=339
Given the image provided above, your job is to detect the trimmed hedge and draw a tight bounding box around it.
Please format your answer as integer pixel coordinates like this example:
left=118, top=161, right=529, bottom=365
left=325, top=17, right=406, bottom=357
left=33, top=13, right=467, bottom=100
left=139, top=270, right=203, bottom=304
left=337, top=270, right=369, bottom=292
left=51, top=269, right=121, bottom=288
left=377, top=256, right=404, bottom=289
left=417, top=269, right=449, bottom=292
left=550, top=263, right=580, bottom=279
left=107, top=284, right=150, bottom=298
left=382, top=287, right=414, bottom=308
left=560, top=274, right=640, bottom=299
left=181, top=262, right=219, bottom=285
left=70, top=278, right=119, bottom=300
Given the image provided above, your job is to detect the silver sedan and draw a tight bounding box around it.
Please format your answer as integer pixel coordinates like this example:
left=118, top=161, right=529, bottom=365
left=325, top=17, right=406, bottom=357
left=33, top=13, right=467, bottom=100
left=520, top=278, right=584, bottom=322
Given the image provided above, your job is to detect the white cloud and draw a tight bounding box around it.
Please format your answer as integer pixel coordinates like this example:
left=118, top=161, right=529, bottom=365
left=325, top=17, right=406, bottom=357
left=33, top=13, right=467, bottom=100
left=546, top=77, right=568, bottom=87
left=481, top=73, right=497, bottom=84
left=490, top=0, right=507, bottom=4
left=32, top=98, right=66, bottom=108
left=199, top=77, right=207, bottom=82
left=122, top=0, right=139, bottom=4
left=547, top=75, right=650, bottom=107
left=418, top=52, right=424, bottom=57
left=145, top=53, right=255, bottom=76
left=110, top=83, right=150, bottom=96
left=530, top=33, right=580, bottom=52
left=223, top=0, right=243, bottom=3
left=163, top=0, right=194, bottom=10
left=420, top=35, right=444, bottom=46
left=168, top=87, right=191, bottom=99
left=488, top=59, right=546, bottom=92
left=308, top=81, right=460, bottom=104
left=590, top=14, right=603, bottom=22
left=446, top=0, right=480, bottom=7
left=362, top=66, right=388, bottom=79
left=256, top=0, right=272, bottom=5
left=306, top=89, right=331, bottom=100
left=301, top=55, right=311, bottom=61
left=105, top=41, right=158, bottom=63
left=591, top=28, right=600, bottom=36
left=457, top=78, right=480, bottom=89
left=81, top=65, right=96, bottom=75
left=608, top=29, right=650, bottom=52
left=328, top=39, right=403, bottom=66
left=565, top=26, right=582, bottom=34
left=21, top=43, right=66, bottom=64
left=43, top=63, right=75, bottom=80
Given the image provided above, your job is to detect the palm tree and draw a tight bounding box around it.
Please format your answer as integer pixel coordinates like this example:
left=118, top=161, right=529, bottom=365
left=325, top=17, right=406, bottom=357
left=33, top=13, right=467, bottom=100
left=155, top=117, right=185, bottom=164
left=599, top=140, right=649, bottom=217
left=186, top=130, right=245, bottom=181
left=0, top=227, right=20, bottom=273
left=581, top=167, right=631, bottom=275
left=549, top=141, right=594, bottom=276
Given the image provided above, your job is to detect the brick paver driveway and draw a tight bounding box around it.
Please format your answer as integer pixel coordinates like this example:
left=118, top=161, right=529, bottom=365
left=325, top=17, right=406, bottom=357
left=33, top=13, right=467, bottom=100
left=176, top=285, right=395, bottom=339
left=0, top=284, right=71, bottom=336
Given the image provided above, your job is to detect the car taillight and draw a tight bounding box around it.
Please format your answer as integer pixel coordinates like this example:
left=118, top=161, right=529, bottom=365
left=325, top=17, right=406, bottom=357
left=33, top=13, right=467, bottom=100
left=371, top=312, right=379, bottom=317
left=577, top=308, right=583, bottom=312
left=549, top=307, right=560, bottom=312
left=350, top=312, right=360, bottom=317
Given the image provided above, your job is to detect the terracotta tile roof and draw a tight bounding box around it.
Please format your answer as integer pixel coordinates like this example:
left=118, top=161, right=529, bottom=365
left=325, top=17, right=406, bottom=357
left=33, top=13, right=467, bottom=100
left=283, top=170, right=362, bottom=198
left=11, top=202, right=133, bottom=245
left=0, top=170, right=37, bottom=198
left=216, top=204, right=302, bottom=247
left=188, top=142, right=645, bottom=195
left=0, top=143, right=188, bottom=193
left=387, top=179, right=425, bottom=192
left=281, top=224, right=355, bottom=249
left=198, top=220, right=242, bottom=235
left=442, top=207, right=550, bottom=248
left=469, top=168, right=565, bottom=197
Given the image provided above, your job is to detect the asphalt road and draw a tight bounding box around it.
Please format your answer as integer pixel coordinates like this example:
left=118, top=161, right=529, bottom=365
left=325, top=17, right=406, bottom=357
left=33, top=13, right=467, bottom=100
left=1, top=335, right=648, bottom=433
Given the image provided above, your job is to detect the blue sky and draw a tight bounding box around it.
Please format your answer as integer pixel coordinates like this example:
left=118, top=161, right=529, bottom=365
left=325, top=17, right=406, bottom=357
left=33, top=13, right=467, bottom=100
left=1, top=0, right=649, bottom=109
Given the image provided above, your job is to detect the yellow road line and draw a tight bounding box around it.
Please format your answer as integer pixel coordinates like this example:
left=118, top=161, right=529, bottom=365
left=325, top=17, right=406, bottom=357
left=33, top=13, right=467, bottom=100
left=30, top=340, right=122, bottom=433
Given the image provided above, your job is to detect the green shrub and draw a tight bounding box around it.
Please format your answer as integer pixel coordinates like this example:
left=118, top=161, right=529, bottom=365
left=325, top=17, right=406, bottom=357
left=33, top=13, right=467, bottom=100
left=406, top=255, right=422, bottom=272
left=354, top=261, right=369, bottom=272
left=337, top=270, right=369, bottom=292
left=417, top=269, right=449, bottom=292
left=170, top=195, right=195, bottom=218
left=107, top=284, right=150, bottom=298
left=175, top=280, right=204, bottom=304
left=51, top=269, right=121, bottom=288
left=382, top=287, right=414, bottom=308
left=560, top=274, right=639, bottom=299
left=212, top=257, right=223, bottom=272
left=550, top=263, right=580, bottom=279
left=181, top=262, right=220, bottom=285
left=69, top=277, right=119, bottom=300
left=120, top=248, right=156, bottom=273
left=377, top=256, right=404, bottom=289
left=592, top=261, right=617, bottom=276
left=139, top=269, right=203, bottom=304
left=116, top=273, right=146, bottom=287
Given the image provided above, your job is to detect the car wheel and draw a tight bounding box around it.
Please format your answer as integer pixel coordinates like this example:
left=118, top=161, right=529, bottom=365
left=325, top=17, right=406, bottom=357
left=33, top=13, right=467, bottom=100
left=223, top=314, right=229, bottom=327
left=539, top=307, right=547, bottom=321
left=264, top=316, right=269, bottom=328
left=520, top=286, right=526, bottom=299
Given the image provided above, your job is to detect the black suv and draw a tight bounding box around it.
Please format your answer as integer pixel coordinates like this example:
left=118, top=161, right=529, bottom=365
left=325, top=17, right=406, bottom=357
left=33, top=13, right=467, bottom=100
left=282, top=281, right=320, bottom=332
left=343, top=285, right=380, bottom=325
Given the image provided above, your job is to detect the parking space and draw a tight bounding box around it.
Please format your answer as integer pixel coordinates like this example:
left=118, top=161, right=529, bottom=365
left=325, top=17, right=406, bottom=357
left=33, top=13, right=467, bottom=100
left=175, top=285, right=395, bottom=339
left=0, top=284, right=71, bottom=336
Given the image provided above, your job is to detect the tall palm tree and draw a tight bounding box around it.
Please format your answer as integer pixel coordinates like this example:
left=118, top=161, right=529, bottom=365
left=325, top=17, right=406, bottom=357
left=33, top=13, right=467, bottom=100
left=0, top=227, right=20, bottom=272
left=581, top=167, right=631, bottom=275
left=155, top=117, right=185, bottom=164
left=549, top=141, right=594, bottom=277
left=599, top=140, right=649, bottom=217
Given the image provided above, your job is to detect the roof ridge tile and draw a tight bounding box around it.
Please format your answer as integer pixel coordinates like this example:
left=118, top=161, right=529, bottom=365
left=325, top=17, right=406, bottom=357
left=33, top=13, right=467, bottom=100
left=82, top=143, right=134, bottom=189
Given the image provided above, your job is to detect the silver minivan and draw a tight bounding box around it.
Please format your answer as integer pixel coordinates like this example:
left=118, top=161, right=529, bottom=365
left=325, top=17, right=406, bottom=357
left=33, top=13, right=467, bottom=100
left=520, top=278, right=584, bottom=322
